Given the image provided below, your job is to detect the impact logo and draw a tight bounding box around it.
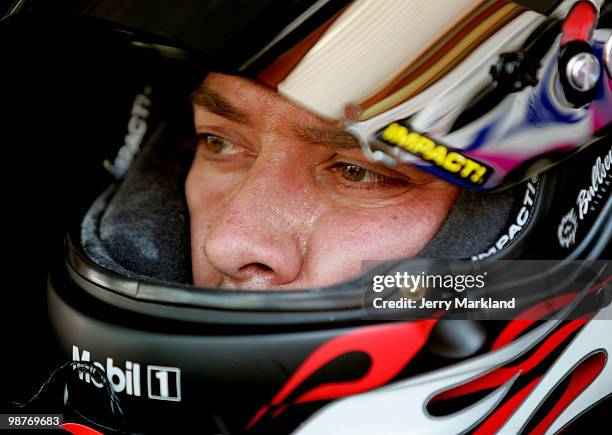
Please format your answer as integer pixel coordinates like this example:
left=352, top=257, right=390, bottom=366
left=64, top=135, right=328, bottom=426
left=379, top=123, right=491, bottom=185
left=558, top=147, right=612, bottom=248
left=104, top=86, right=152, bottom=178
left=472, top=177, right=539, bottom=260
left=72, top=346, right=181, bottom=402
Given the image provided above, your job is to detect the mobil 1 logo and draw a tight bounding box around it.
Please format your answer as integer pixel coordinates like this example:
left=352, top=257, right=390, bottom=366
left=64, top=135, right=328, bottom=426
left=147, top=365, right=181, bottom=402
left=73, top=346, right=181, bottom=402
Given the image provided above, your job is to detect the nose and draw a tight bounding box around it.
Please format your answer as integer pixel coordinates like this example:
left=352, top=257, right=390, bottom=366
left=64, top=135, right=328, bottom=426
left=203, top=160, right=304, bottom=289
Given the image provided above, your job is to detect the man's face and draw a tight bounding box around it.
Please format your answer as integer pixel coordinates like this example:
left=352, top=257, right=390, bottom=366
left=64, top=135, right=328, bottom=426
left=186, top=73, right=460, bottom=290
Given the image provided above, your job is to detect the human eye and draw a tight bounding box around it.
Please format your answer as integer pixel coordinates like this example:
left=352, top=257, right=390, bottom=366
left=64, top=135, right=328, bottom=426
left=329, top=161, right=411, bottom=190
left=190, top=132, right=256, bottom=165
left=196, top=133, right=239, bottom=155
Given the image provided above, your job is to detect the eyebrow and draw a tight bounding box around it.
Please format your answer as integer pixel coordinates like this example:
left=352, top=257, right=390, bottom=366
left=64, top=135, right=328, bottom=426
left=191, top=85, right=360, bottom=150
left=190, top=86, right=253, bottom=126
left=291, top=122, right=361, bottom=150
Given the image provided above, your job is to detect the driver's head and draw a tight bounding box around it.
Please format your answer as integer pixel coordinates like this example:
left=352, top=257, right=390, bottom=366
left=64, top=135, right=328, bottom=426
left=54, top=0, right=610, bottom=290
left=186, top=73, right=460, bottom=289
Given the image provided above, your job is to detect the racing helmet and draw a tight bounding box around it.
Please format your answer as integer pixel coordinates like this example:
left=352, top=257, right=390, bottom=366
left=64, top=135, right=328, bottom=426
left=3, top=0, right=612, bottom=433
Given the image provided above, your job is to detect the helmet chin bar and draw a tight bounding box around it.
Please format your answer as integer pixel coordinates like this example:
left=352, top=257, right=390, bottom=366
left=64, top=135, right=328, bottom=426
left=48, top=205, right=611, bottom=434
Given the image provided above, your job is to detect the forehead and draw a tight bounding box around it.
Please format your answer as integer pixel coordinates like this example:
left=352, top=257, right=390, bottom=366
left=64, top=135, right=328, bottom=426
left=198, top=72, right=314, bottom=121
left=192, top=72, right=363, bottom=151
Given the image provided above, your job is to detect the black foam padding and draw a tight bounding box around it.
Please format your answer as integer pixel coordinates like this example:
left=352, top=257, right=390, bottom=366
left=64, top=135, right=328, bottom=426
left=419, top=188, right=515, bottom=259
left=81, top=185, right=139, bottom=279
left=81, top=123, right=192, bottom=284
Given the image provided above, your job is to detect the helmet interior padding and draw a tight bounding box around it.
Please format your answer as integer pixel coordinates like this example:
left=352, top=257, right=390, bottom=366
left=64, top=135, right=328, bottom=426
left=81, top=123, right=192, bottom=284
left=419, top=188, right=516, bottom=259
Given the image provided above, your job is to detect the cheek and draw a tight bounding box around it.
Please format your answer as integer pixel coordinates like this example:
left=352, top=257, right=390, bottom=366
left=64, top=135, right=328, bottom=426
left=304, top=186, right=459, bottom=285
left=185, top=159, right=249, bottom=220
left=185, top=164, right=235, bottom=267
left=186, top=173, right=217, bottom=214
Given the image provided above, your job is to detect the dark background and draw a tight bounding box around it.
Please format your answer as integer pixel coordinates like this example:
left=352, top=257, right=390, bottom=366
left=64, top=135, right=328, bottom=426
left=1, top=11, right=152, bottom=414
